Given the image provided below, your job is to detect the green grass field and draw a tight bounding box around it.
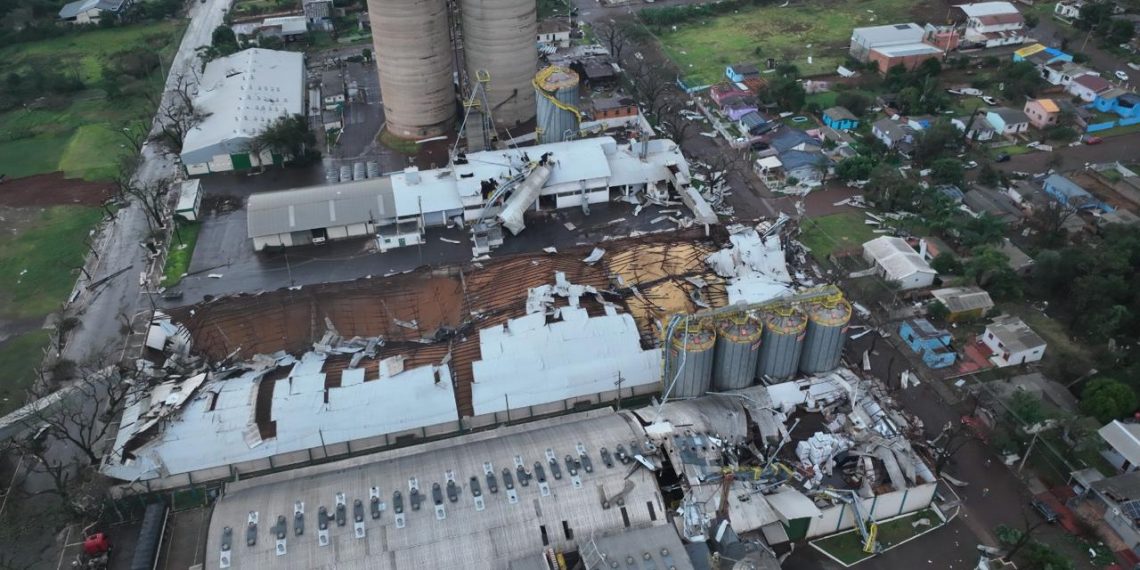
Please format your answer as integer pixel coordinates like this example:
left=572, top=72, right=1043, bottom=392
left=0, top=21, right=182, bottom=181
left=653, top=0, right=918, bottom=83
left=800, top=211, right=879, bottom=261
left=813, top=509, right=941, bottom=564
left=0, top=206, right=104, bottom=320
left=161, top=221, right=202, bottom=287
left=0, top=331, right=51, bottom=415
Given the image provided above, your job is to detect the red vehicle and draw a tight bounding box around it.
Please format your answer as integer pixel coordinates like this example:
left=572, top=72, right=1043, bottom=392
left=1083, top=135, right=1103, bottom=145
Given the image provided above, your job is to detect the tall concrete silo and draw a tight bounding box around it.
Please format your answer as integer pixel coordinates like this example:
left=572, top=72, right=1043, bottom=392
left=367, top=0, right=455, bottom=138
left=534, top=66, right=580, bottom=144
left=757, top=306, right=807, bottom=382
left=460, top=0, right=537, bottom=127
left=712, top=314, right=762, bottom=391
left=664, top=320, right=716, bottom=399
left=799, top=298, right=852, bottom=375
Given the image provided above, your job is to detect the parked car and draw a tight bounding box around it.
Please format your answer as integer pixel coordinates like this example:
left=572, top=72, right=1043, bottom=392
left=964, top=160, right=979, bottom=169
left=1083, top=135, right=1103, bottom=145
left=980, top=95, right=999, bottom=105
left=1031, top=498, right=1058, bottom=523
left=995, top=152, right=1011, bottom=162
left=1116, top=70, right=1130, bottom=81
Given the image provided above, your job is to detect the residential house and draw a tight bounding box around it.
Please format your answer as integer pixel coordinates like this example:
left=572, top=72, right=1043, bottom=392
left=985, top=107, right=1030, bottom=135
left=1023, top=98, right=1061, bottom=129
left=898, top=318, right=957, bottom=368
left=1098, top=420, right=1140, bottom=473
left=1094, top=89, right=1140, bottom=119
left=1053, top=0, right=1083, bottom=22
left=302, top=0, right=333, bottom=27
left=1069, top=73, right=1112, bottom=102
left=725, top=63, right=761, bottom=83
left=867, top=43, right=945, bottom=74
left=986, top=372, right=1079, bottom=414
left=849, top=22, right=926, bottom=62
left=934, top=184, right=965, bottom=204
left=979, top=314, right=1046, bottom=367
left=537, top=20, right=572, bottom=48
left=871, top=117, right=915, bottom=151
left=1069, top=468, right=1140, bottom=555
left=58, top=0, right=129, bottom=23
left=821, top=106, right=859, bottom=131
left=754, top=156, right=786, bottom=188
left=906, top=115, right=937, bottom=131
left=930, top=286, right=994, bottom=322
left=952, top=114, right=997, bottom=142
left=1013, top=43, right=1072, bottom=68
left=780, top=150, right=830, bottom=185
left=964, top=187, right=1026, bottom=224
left=576, top=60, right=617, bottom=87
left=923, top=23, right=962, bottom=52
left=709, top=83, right=752, bottom=106
left=1043, top=173, right=1111, bottom=210
left=722, top=97, right=760, bottom=122
left=739, top=111, right=770, bottom=136
left=591, top=97, right=638, bottom=120
left=322, top=69, right=345, bottom=109
left=863, top=236, right=938, bottom=290
left=233, top=16, right=310, bottom=42
left=996, top=238, right=1034, bottom=275
left=1041, top=61, right=1091, bottom=86
left=957, top=1, right=1028, bottom=47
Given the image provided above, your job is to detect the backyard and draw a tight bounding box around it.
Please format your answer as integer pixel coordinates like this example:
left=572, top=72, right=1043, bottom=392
left=0, top=21, right=184, bottom=182
left=799, top=210, right=880, bottom=261
left=650, top=0, right=950, bottom=84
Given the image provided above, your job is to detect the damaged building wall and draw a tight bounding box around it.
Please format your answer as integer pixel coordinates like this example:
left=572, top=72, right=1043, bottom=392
left=804, top=482, right=938, bottom=539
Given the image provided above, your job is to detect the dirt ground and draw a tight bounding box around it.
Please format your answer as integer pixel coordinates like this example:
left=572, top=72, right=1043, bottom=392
left=0, top=172, right=112, bottom=208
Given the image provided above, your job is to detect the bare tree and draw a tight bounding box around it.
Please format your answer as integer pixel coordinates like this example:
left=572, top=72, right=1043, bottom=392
left=595, top=21, right=630, bottom=62
left=627, top=59, right=674, bottom=120
left=147, top=71, right=209, bottom=157
left=1031, top=197, right=1082, bottom=237
left=656, top=107, right=695, bottom=143
left=120, top=176, right=172, bottom=231
left=22, top=367, right=129, bottom=467
left=926, top=420, right=982, bottom=475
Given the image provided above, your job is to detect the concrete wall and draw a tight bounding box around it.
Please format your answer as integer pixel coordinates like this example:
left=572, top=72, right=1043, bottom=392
left=805, top=482, right=938, bottom=539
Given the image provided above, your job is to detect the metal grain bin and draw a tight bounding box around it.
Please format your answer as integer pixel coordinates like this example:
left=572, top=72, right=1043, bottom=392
left=712, top=314, right=762, bottom=391
left=534, top=66, right=580, bottom=144
left=664, top=319, right=716, bottom=399
left=799, top=298, right=852, bottom=374
left=757, top=306, right=807, bottom=382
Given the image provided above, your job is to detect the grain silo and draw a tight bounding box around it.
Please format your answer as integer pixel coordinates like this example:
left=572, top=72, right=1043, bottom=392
left=664, top=320, right=716, bottom=399
left=367, top=0, right=455, bottom=138
left=534, top=66, right=580, bottom=144
left=757, top=306, right=807, bottom=382
left=460, top=0, right=537, bottom=127
left=799, top=297, right=852, bottom=374
left=712, top=314, right=762, bottom=391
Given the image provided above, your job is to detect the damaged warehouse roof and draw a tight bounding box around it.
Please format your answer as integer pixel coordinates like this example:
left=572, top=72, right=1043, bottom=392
left=103, top=226, right=818, bottom=487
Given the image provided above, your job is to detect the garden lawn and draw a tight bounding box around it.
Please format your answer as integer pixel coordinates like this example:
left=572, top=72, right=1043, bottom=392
left=161, top=221, right=202, bottom=287
left=60, top=124, right=130, bottom=181
left=0, top=206, right=104, bottom=320
left=0, top=331, right=51, bottom=415
left=813, top=509, right=941, bottom=565
left=0, top=135, right=73, bottom=180
left=800, top=211, right=879, bottom=261
left=0, top=21, right=183, bottom=84
left=653, top=0, right=917, bottom=84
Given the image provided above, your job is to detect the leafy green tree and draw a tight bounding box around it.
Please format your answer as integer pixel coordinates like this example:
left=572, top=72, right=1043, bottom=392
left=865, top=165, right=919, bottom=210
left=835, top=91, right=871, bottom=117
left=255, top=114, right=318, bottom=165
left=958, top=214, right=1006, bottom=248
left=766, top=76, right=805, bottom=111
left=835, top=156, right=875, bottom=182
left=1080, top=378, right=1138, bottom=424
left=912, top=121, right=961, bottom=166
left=1008, top=390, right=1049, bottom=426
left=928, top=300, right=950, bottom=321
left=964, top=245, right=1021, bottom=300
left=977, top=162, right=1000, bottom=187
left=930, top=157, right=964, bottom=186
left=1077, top=2, right=1113, bottom=31
left=930, top=252, right=961, bottom=274
left=1109, top=19, right=1136, bottom=45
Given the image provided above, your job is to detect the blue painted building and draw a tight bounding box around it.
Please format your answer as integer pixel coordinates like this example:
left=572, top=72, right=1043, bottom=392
left=725, top=63, right=761, bottom=83
left=899, top=318, right=957, bottom=369
left=1093, top=89, right=1140, bottom=119
left=822, top=106, right=859, bottom=131
left=1043, top=174, right=1113, bottom=211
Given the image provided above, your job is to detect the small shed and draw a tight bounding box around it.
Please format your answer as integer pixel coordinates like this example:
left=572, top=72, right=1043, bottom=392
left=930, top=286, right=994, bottom=321
left=175, top=179, right=202, bottom=221
left=725, top=63, right=760, bottom=83
left=821, top=106, right=859, bottom=131
left=899, top=318, right=957, bottom=368
left=862, top=236, right=937, bottom=290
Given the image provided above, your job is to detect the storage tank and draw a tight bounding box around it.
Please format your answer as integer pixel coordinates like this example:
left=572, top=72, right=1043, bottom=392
left=367, top=0, right=455, bottom=138
left=757, top=306, right=807, bottom=382
left=800, top=298, right=852, bottom=374
left=664, top=320, right=716, bottom=399
left=712, top=314, right=762, bottom=391
left=460, top=0, right=537, bottom=126
left=534, top=66, right=580, bottom=144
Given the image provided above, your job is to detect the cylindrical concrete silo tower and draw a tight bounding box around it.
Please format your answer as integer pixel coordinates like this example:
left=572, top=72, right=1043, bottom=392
left=460, top=0, right=537, bottom=127
left=367, top=0, right=456, bottom=138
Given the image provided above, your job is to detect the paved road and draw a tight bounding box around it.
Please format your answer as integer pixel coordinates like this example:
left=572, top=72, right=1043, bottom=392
left=995, top=131, right=1140, bottom=174
left=1032, top=17, right=1136, bottom=81
left=62, top=0, right=233, bottom=367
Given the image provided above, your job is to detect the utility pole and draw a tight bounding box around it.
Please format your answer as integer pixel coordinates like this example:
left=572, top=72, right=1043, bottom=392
left=1018, top=430, right=1040, bottom=474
